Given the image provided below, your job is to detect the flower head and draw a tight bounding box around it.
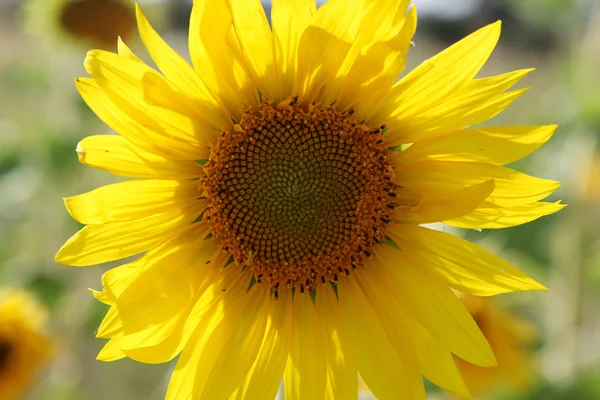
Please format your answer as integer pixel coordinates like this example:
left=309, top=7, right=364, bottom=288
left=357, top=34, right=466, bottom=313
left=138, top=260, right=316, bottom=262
left=23, top=0, right=135, bottom=50
left=0, top=289, right=56, bottom=400
left=455, top=294, right=537, bottom=398
left=56, top=1, right=563, bottom=398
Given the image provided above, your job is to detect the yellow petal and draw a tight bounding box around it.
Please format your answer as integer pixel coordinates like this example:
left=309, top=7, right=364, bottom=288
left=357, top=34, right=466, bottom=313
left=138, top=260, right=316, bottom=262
left=188, top=0, right=256, bottom=120
left=450, top=68, right=533, bottom=105
left=384, top=70, right=532, bottom=145
left=75, top=135, right=202, bottom=179
left=272, top=0, right=316, bottom=97
left=96, top=305, right=123, bottom=338
left=396, top=88, right=530, bottom=146
left=328, top=275, right=426, bottom=400
left=165, top=322, right=212, bottom=399
left=226, top=0, right=276, bottom=99
left=316, top=286, right=358, bottom=400
left=446, top=201, right=566, bottom=229
left=388, top=224, right=548, bottom=295
left=89, top=288, right=112, bottom=305
left=165, top=278, right=261, bottom=400
left=75, top=77, right=206, bottom=160
left=405, top=313, right=470, bottom=398
left=308, top=0, right=414, bottom=108
left=135, top=5, right=229, bottom=130
left=324, top=327, right=358, bottom=400
left=395, top=125, right=557, bottom=166
left=377, top=22, right=501, bottom=123
left=96, top=226, right=217, bottom=350
left=418, top=70, right=532, bottom=128
left=394, top=180, right=495, bottom=224
left=164, top=269, right=252, bottom=398
left=293, top=0, right=360, bottom=101
left=335, top=4, right=416, bottom=113
left=455, top=88, right=529, bottom=130
left=150, top=267, right=253, bottom=367
left=374, top=245, right=496, bottom=367
left=121, top=312, right=186, bottom=364
left=348, top=0, right=412, bottom=46
left=311, top=0, right=363, bottom=41
left=284, top=292, right=328, bottom=400
left=55, top=203, right=204, bottom=266
left=231, top=290, right=292, bottom=400
left=294, top=26, right=352, bottom=102
left=395, top=160, right=560, bottom=207
left=354, top=270, right=426, bottom=399
left=120, top=314, right=183, bottom=354
left=97, top=337, right=126, bottom=362
left=121, top=250, right=229, bottom=364
left=64, top=180, right=203, bottom=224
left=83, top=51, right=215, bottom=159
left=117, top=37, right=141, bottom=62
left=100, top=260, right=142, bottom=301
left=114, top=231, right=217, bottom=352
left=195, top=287, right=270, bottom=399
left=335, top=268, right=467, bottom=396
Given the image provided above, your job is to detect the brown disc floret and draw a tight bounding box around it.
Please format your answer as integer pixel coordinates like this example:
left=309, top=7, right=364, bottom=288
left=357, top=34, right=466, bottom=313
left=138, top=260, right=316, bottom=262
left=203, top=98, right=396, bottom=293
left=0, top=340, right=12, bottom=372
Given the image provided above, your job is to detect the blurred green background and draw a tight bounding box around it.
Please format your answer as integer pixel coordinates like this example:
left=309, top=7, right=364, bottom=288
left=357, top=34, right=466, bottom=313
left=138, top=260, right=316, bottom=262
left=0, top=0, right=598, bottom=398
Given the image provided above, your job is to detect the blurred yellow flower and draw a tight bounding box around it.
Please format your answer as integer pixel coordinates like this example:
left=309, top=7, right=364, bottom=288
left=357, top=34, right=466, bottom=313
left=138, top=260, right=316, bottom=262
left=582, top=154, right=600, bottom=203
left=56, top=1, right=562, bottom=398
left=0, top=289, right=55, bottom=400
left=454, top=294, right=537, bottom=398
left=23, top=0, right=135, bottom=50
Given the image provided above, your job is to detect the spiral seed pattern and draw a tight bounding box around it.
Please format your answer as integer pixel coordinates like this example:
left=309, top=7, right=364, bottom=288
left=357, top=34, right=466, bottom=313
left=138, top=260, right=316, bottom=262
left=203, top=98, right=396, bottom=293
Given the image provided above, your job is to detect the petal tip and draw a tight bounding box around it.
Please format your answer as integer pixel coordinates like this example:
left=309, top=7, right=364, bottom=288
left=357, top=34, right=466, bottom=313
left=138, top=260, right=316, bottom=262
left=54, top=243, right=79, bottom=266
left=96, top=352, right=115, bottom=362
left=454, top=383, right=472, bottom=399
left=83, top=51, right=98, bottom=74
left=483, top=20, right=502, bottom=38
left=478, top=340, right=499, bottom=367
left=54, top=247, right=67, bottom=264
left=54, top=234, right=90, bottom=267
left=516, top=277, right=549, bottom=292
left=134, top=2, right=145, bottom=23
left=88, top=288, right=114, bottom=304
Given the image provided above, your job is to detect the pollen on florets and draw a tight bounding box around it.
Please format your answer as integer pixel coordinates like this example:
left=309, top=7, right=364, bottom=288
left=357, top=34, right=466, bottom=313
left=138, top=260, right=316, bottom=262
left=202, top=97, right=396, bottom=292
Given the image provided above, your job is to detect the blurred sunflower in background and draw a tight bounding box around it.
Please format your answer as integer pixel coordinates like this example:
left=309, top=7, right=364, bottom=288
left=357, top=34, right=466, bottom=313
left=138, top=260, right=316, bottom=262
left=0, top=289, right=56, bottom=400
left=56, top=0, right=563, bottom=398
left=23, top=0, right=136, bottom=50
left=453, top=294, right=537, bottom=399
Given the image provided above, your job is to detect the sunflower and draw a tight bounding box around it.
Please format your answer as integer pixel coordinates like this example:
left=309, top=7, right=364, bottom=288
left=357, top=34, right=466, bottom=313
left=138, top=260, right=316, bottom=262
left=454, top=294, right=537, bottom=398
left=0, top=289, right=56, bottom=400
left=56, top=1, right=563, bottom=398
left=23, top=0, right=136, bottom=50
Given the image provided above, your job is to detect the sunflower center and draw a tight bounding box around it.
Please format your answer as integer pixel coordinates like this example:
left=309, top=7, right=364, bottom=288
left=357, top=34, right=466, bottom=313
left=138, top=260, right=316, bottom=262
left=0, top=339, right=12, bottom=370
left=203, top=98, right=396, bottom=293
left=60, top=0, right=135, bottom=48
